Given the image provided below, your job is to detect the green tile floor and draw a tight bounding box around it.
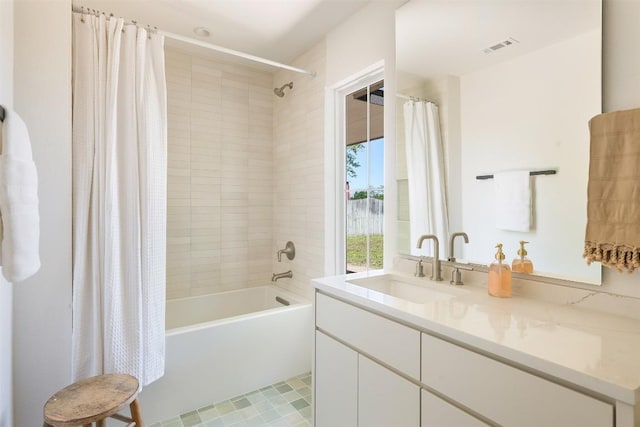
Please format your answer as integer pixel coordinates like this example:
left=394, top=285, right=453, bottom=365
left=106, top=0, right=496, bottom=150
left=149, top=372, right=312, bottom=427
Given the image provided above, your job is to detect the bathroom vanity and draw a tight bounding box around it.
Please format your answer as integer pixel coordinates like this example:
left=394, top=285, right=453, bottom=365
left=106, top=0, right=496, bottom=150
left=312, top=268, right=640, bottom=427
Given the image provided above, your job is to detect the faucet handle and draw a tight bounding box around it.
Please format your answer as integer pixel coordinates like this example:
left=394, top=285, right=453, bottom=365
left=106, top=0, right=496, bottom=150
left=277, top=241, right=296, bottom=262
left=450, top=268, right=464, bottom=286
left=450, top=264, right=473, bottom=286
left=415, top=258, right=425, bottom=277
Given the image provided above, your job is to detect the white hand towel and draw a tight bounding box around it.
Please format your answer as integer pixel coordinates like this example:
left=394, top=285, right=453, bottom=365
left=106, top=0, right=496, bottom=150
left=494, top=171, right=531, bottom=232
left=0, top=108, right=41, bottom=282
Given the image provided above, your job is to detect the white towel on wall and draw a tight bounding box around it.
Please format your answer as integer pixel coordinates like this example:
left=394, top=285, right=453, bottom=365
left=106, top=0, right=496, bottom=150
left=0, top=108, right=41, bottom=282
left=494, top=171, right=531, bottom=232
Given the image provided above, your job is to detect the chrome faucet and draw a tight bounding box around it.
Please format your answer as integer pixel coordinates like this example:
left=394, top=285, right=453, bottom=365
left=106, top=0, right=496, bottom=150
left=416, top=234, right=443, bottom=281
left=448, top=232, right=469, bottom=262
left=272, top=270, right=293, bottom=282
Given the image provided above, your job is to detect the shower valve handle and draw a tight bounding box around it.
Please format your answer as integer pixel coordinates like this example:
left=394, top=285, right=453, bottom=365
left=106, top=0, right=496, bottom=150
left=277, top=241, right=295, bottom=262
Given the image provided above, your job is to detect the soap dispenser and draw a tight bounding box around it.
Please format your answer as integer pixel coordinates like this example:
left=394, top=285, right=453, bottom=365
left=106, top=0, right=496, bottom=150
left=512, top=240, right=533, bottom=273
left=488, top=243, right=512, bottom=298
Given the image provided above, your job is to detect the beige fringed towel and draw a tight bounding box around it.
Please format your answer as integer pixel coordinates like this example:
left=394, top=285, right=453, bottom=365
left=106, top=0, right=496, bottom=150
left=584, top=108, right=640, bottom=272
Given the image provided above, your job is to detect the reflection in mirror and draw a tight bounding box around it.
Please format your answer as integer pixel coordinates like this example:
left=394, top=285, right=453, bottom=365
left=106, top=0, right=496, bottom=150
left=402, top=99, right=449, bottom=258
left=395, top=0, right=602, bottom=284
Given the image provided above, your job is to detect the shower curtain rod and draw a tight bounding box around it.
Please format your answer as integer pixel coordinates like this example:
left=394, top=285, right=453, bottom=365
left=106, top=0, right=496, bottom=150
left=397, top=93, right=438, bottom=105
left=160, top=30, right=316, bottom=77
left=71, top=6, right=316, bottom=77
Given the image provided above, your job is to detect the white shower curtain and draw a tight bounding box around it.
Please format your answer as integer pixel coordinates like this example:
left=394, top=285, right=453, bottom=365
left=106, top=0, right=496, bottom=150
left=403, top=100, right=449, bottom=257
left=71, top=12, right=167, bottom=386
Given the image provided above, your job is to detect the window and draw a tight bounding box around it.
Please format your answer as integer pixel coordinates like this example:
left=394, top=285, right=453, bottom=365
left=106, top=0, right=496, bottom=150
left=345, top=80, right=384, bottom=273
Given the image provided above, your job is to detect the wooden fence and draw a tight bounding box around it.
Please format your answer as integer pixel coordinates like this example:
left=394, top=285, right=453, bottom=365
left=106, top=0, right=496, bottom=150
left=346, top=198, right=384, bottom=236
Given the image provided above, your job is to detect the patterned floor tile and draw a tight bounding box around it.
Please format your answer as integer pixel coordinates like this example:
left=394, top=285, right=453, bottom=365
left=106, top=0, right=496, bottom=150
left=156, top=372, right=313, bottom=427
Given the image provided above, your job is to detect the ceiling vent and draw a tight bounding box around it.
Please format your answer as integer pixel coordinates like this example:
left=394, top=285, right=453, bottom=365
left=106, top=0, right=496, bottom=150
left=483, top=37, right=519, bottom=55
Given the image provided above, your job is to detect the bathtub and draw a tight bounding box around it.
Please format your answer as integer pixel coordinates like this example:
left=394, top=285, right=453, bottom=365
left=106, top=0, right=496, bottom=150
left=139, top=285, right=312, bottom=424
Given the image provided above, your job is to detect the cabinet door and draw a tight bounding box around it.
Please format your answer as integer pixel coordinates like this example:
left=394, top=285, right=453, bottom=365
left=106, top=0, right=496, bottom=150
left=358, top=355, right=420, bottom=427
left=422, top=389, right=489, bottom=427
left=315, top=331, right=358, bottom=427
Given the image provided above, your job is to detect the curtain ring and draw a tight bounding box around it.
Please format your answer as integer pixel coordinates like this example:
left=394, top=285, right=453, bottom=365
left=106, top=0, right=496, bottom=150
left=80, top=6, right=85, bottom=23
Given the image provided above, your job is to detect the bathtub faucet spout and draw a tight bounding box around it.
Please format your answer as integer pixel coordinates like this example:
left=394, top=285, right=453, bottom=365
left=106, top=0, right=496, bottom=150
left=272, top=270, right=293, bottom=282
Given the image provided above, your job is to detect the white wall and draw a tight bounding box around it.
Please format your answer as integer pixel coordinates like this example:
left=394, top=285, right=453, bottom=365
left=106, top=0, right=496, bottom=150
left=13, top=1, right=73, bottom=426
left=0, top=1, right=14, bottom=425
left=603, top=0, right=640, bottom=113
left=598, top=0, right=640, bottom=297
left=460, top=31, right=600, bottom=282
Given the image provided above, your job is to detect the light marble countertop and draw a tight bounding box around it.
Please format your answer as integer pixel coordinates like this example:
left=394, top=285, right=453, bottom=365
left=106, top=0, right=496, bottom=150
left=312, top=268, right=640, bottom=405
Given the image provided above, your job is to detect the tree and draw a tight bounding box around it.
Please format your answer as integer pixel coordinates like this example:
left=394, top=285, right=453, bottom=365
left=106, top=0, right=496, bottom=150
left=371, top=190, right=384, bottom=200
left=352, top=189, right=384, bottom=200
left=346, top=143, right=364, bottom=179
left=352, top=190, right=368, bottom=200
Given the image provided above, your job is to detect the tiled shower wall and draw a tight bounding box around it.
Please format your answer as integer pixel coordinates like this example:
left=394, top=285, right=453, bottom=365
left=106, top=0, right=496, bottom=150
left=165, top=47, right=275, bottom=300
left=272, top=41, right=327, bottom=299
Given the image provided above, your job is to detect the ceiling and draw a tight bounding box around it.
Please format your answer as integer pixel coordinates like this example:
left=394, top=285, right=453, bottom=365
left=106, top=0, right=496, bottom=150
left=72, top=0, right=372, bottom=66
left=396, top=0, right=601, bottom=78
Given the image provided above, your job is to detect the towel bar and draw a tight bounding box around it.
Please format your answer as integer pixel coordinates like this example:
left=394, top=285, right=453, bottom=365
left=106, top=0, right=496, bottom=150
left=476, top=169, right=557, bottom=180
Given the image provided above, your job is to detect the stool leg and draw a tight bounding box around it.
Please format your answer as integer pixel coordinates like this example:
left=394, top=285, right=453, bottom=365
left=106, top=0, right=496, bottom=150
left=96, top=421, right=106, bottom=427
left=130, top=398, right=144, bottom=427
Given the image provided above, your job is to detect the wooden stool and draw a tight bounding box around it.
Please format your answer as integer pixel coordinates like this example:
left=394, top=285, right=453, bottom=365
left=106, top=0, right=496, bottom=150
left=43, top=373, right=144, bottom=427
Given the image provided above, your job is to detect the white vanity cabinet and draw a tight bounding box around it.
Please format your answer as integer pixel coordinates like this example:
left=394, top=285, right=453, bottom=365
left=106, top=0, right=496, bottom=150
left=315, top=292, right=420, bottom=378
left=421, top=333, right=614, bottom=427
left=421, top=389, right=489, bottom=427
left=315, top=331, right=358, bottom=427
left=315, top=329, right=420, bottom=427
left=315, top=292, right=420, bottom=427
left=359, top=355, right=420, bottom=427
left=314, top=289, right=623, bottom=427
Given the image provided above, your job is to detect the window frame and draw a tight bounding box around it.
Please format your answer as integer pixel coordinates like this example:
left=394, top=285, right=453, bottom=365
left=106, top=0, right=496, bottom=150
left=324, top=63, right=385, bottom=276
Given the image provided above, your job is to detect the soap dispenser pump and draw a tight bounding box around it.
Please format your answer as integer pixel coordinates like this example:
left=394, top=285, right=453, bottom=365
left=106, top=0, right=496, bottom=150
left=488, top=243, right=512, bottom=298
left=512, top=240, right=533, bottom=273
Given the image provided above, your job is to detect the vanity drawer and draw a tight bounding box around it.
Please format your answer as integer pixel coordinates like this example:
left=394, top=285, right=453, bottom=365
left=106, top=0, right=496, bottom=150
left=422, top=389, right=489, bottom=427
left=421, top=334, right=613, bottom=427
left=316, top=292, right=420, bottom=379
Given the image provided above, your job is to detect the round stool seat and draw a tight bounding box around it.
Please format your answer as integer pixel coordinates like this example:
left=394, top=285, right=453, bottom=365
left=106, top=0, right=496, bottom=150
left=43, top=374, right=142, bottom=427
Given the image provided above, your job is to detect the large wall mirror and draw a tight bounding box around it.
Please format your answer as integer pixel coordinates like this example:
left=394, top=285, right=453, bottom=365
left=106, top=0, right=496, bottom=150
left=396, top=0, right=602, bottom=284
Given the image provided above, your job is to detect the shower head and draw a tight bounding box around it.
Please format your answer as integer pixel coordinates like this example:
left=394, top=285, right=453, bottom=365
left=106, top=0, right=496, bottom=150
left=274, top=82, right=293, bottom=97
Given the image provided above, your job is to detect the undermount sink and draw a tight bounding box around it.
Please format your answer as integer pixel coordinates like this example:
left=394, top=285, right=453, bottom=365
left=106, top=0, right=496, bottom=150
left=345, top=273, right=469, bottom=304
